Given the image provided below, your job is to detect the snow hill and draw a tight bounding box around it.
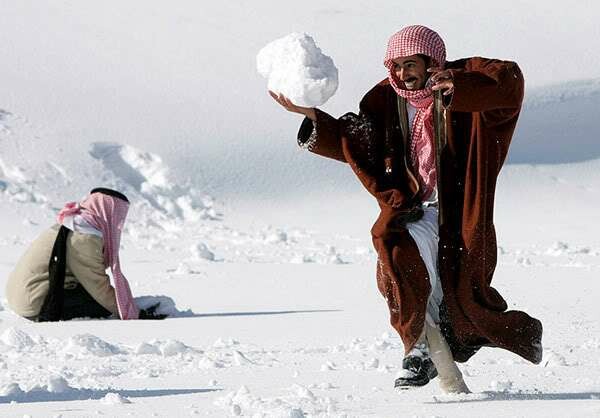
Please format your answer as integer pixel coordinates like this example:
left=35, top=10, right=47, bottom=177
left=1, top=1, right=599, bottom=417
left=511, top=78, right=600, bottom=164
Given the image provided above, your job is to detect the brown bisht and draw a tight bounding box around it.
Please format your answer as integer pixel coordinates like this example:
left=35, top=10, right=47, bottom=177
left=297, top=57, right=543, bottom=364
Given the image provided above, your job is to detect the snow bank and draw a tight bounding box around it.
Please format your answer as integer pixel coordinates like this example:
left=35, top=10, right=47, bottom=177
left=510, top=78, right=600, bottom=164
left=524, top=78, right=600, bottom=109
left=89, top=142, right=219, bottom=223
left=0, top=375, right=75, bottom=400
left=0, top=157, right=49, bottom=205
left=257, top=32, right=338, bottom=107
left=0, top=377, right=134, bottom=405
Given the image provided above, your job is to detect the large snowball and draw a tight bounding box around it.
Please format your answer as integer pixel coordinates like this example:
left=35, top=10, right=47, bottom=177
left=257, top=33, right=338, bottom=107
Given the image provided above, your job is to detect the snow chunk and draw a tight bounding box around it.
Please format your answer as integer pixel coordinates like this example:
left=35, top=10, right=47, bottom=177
left=582, top=338, right=600, bottom=350
left=320, top=361, right=337, bottom=371
left=291, top=384, right=316, bottom=401
left=213, top=337, right=240, bottom=348
left=231, top=404, right=242, bottom=416
left=366, top=358, right=379, bottom=369
left=257, top=33, right=338, bottom=107
left=170, top=262, right=205, bottom=276
left=215, top=383, right=325, bottom=417
left=190, top=242, right=216, bottom=261
left=63, top=334, right=122, bottom=357
left=0, top=382, right=24, bottom=397
left=101, top=392, right=132, bottom=405
left=133, top=342, right=161, bottom=355
left=289, top=408, right=305, bottom=418
left=327, top=246, right=346, bottom=264
left=542, top=349, right=568, bottom=367
left=160, top=340, right=192, bottom=357
left=546, top=241, right=569, bottom=255
left=489, top=380, right=513, bottom=392
left=290, top=254, right=315, bottom=264
left=233, top=350, right=255, bottom=366
left=546, top=241, right=592, bottom=256
left=198, top=356, right=225, bottom=369
left=47, top=376, right=71, bottom=393
left=0, top=327, right=35, bottom=351
left=263, top=229, right=288, bottom=244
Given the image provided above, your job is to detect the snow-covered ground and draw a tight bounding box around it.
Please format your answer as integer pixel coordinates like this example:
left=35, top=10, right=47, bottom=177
left=1, top=1, right=599, bottom=417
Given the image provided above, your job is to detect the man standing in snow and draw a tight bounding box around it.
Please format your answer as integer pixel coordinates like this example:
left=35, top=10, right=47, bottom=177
left=6, top=188, right=165, bottom=321
left=270, top=25, right=542, bottom=393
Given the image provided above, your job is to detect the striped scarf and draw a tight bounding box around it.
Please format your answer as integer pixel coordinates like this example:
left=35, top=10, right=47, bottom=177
left=383, top=25, right=446, bottom=200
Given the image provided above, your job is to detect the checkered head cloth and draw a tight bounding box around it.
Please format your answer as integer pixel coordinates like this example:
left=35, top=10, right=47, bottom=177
left=383, top=25, right=446, bottom=71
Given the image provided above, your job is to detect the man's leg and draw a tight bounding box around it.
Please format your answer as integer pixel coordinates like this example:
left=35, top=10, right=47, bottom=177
left=395, top=324, right=438, bottom=389
left=61, top=283, right=112, bottom=320
left=425, top=320, right=470, bottom=394
left=396, top=206, right=469, bottom=392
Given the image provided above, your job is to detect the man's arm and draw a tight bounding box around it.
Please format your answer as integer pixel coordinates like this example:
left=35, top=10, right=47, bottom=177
left=296, top=109, right=347, bottom=163
left=66, top=232, right=119, bottom=316
left=428, top=57, right=524, bottom=112
left=443, top=57, right=525, bottom=112
left=269, top=84, right=386, bottom=164
left=270, top=91, right=347, bottom=163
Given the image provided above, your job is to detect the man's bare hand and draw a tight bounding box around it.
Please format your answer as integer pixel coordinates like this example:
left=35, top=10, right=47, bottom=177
left=269, top=91, right=317, bottom=121
left=427, top=67, right=454, bottom=96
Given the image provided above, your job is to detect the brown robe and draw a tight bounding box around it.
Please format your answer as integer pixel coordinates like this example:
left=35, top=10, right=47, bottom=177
left=297, top=57, right=543, bottom=364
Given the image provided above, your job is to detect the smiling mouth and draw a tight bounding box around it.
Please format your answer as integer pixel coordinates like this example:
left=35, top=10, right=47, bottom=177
left=403, top=78, right=418, bottom=88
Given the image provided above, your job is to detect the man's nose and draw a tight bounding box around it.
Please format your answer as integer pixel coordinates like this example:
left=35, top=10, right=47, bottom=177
left=398, top=68, right=407, bottom=80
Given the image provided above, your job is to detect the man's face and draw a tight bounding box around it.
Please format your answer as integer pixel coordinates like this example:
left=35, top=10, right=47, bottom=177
left=392, top=55, right=428, bottom=90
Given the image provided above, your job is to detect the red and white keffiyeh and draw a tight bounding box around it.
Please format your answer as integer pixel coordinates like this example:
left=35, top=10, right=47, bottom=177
left=57, top=193, right=139, bottom=320
left=383, top=25, right=446, bottom=200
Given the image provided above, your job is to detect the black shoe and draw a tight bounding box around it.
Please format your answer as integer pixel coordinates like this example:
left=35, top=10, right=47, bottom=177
left=394, top=351, right=438, bottom=389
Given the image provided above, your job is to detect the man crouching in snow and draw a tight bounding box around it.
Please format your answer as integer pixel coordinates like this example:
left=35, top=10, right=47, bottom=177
left=270, top=25, right=543, bottom=393
left=6, top=188, right=165, bottom=321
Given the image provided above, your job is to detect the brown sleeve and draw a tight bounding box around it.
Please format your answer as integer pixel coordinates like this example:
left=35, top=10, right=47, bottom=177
left=66, top=232, right=119, bottom=315
left=447, top=57, right=524, bottom=112
left=297, top=109, right=347, bottom=163
left=296, top=82, right=387, bottom=163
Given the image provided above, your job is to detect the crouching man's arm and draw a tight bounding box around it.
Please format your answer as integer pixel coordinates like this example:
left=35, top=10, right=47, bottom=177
left=66, top=232, right=119, bottom=316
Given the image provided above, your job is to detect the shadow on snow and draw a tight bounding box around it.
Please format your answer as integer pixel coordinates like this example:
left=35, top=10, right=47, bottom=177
left=428, top=391, right=600, bottom=404
left=0, top=387, right=219, bottom=404
left=186, top=309, right=343, bottom=318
